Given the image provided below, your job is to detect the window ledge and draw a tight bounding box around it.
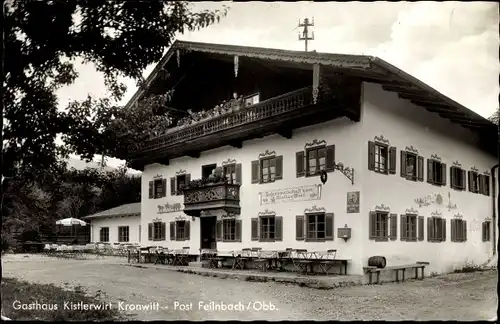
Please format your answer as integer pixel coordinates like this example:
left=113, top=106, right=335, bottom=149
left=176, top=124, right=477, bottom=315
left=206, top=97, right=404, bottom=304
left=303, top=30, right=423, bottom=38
left=373, top=170, right=389, bottom=175
left=374, top=238, right=389, bottom=242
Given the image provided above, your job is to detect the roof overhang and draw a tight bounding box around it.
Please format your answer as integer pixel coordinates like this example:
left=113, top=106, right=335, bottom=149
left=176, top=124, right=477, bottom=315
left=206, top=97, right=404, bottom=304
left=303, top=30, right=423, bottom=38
left=125, top=40, right=498, bottom=156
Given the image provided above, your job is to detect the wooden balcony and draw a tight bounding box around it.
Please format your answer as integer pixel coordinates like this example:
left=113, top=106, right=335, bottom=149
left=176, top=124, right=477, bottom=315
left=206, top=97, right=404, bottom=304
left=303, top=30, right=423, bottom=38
left=182, top=180, right=241, bottom=217
left=128, top=81, right=361, bottom=168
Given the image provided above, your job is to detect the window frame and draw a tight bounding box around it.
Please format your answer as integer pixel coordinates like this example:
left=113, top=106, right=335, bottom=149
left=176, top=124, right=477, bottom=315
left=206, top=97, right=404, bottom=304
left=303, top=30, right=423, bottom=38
left=402, top=214, right=417, bottom=241
left=260, top=156, right=277, bottom=183
left=306, top=146, right=327, bottom=177
left=153, top=222, right=163, bottom=241
left=99, top=227, right=109, bottom=242
left=404, top=152, right=418, bottom=182
left=222, top=219, right=237, bottom=242
left=372, top=212, right=389, bottom=241
left=259, top=216, right=276, bottom=242
left=450, top=166, right=465, bottom=190
left=175, top=220, right=186, bottom=241
left=153, top=179, right=163, bottom=198
left=244, top=92, right=260, bottom=107
left=118, top=226, right=129, bottom=243
left=482, top=221, right=491, bottom=242
left=223, top=163, right=237, bottom=184
left=451, top=219, right=467, bottom=242
left=305, top=213, right=326, bottom=241
left=428, top=159, right=444, bottom=186
left=374, top=143, right=389, bottom=174
left=176, top=174, right=187, bottom=195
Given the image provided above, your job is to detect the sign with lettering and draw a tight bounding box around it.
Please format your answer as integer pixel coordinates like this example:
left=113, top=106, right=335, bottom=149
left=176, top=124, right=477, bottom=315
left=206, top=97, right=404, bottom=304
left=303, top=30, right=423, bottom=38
left=157, top=202, right=183, bottom=214
left=259, top=185, right=321, bottom=205
left=347, top=191, right=360, bottom=213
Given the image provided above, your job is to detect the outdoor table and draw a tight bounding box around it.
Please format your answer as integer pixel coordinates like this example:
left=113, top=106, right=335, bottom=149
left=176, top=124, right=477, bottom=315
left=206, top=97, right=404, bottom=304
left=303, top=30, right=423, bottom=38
left=154, top=248, right=167, bottom=265
left=201, top=249, right=219, bottom=268
left=292, top=249, right=314, bottom=274
left=139, top=246, right=153, bottom=263
left=273, top=249, right=293, bottom=271
left=232, top=248, right=251, bottom=270
left=172, top=247, right=190, bottom=266
left=253, top=251, right=277, bottom=272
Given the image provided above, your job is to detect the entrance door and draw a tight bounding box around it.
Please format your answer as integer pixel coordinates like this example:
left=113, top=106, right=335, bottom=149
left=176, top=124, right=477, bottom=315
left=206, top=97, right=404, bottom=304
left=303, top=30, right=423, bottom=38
left=200, top=216, right=217, bottom=250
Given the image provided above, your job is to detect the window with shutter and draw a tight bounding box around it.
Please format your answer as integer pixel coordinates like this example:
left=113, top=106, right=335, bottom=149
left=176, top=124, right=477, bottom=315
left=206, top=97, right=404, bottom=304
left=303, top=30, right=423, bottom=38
left=468, top=171, right=480, bottom=193
left=175, top=221, right=187, bottom=241
left=295, top=215, right=304, bottom=240
left=451, top=167, right=466, bottom=190
left=401, top=151, right=418, bottom=182
left=175, top=174, right=189, bottom=195
left=260, top=157, right=277, bottom=183
left=482, top=221, right=491, bottom=241
left=305, top=213, right=326, bottom=241
left=152, top=179, right=163, bottom=198
left=222, top=163, right=236, bottom=183
left=372, top=142, right=389, bottom=174
left=428, top=160, right=446, bottom=185
left=259, top=216, right=276, bottom=241
left=451, top=219, right=467, bottom=242
left=482, top=175, right=490, bottom=196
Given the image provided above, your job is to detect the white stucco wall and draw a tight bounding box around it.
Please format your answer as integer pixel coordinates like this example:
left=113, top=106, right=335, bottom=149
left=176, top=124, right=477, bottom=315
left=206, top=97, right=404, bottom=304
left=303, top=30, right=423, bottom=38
left=139, top=81, right=497, bottom=276
left=359, top=82, right=498, bottom=274
left=89, top=216, right=141, bottom=244
left=141, top=116, right=365, bottom=272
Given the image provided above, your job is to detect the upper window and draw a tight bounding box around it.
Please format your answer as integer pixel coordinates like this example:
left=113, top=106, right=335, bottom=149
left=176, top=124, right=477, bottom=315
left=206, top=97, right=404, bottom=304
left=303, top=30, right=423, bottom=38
left=202, top=164, right=217, bottom=179
left=468, top=171, right=486, bottom=194
left=450, top=166, right=466, bottom=191
left=99, top=227, right=109, bottom=242
left=368, top=141, right=396, bottom=175
left=427, top=159, right=446, bottom=186
left=170, top=174, right=191, bottom=196
left=252, top=155, right=283, bottom=184
left=480, top=174, right=491, bottom=196
left=482, top=221, right=491, bottom=242
left=118, top=226, right=129, bottom=242
left=148, top=179, right=166, bottom=199
left=296, top=144, right=335, bottom=178
left=244, top=93, right=260, bottom=107
left=223, top=164, right=236, bottom=183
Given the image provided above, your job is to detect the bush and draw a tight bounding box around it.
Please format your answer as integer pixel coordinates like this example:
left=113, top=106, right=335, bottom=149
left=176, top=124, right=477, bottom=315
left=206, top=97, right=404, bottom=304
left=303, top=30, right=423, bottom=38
left=1, top=278, right=123, bottom=321
left=453, top=260, right=483, bottom=273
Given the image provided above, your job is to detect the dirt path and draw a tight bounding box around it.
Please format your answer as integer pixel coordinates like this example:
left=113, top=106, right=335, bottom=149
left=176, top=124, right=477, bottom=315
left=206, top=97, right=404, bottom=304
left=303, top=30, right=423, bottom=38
left=2, top=254, right=497, bottom=320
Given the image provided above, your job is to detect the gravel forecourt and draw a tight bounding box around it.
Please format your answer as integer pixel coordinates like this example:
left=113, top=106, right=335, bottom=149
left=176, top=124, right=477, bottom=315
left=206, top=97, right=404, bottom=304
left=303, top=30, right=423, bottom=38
left=1, top=254, right=497, bottom=321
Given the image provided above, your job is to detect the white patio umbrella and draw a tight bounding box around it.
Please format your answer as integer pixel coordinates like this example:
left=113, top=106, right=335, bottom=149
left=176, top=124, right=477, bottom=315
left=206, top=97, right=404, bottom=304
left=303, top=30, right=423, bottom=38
left=55, top=218, right=87, bottom=226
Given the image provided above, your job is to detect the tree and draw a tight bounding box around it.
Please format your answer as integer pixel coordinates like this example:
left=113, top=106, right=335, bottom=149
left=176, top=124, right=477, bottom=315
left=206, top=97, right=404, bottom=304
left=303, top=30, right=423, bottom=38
left=3, top=0, right=227, bottom=177
left=489, top=108, right=499, bottom=125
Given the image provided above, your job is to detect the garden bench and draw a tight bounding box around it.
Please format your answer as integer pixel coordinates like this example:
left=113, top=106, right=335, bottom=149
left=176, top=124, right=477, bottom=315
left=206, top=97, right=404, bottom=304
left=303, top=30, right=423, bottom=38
left=364, top=261, right=430, bottom=284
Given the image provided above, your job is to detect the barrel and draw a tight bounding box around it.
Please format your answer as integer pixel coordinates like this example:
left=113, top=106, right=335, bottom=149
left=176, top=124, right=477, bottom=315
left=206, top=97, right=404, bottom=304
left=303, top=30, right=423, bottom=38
left=368, top=256, right=387, bottom=269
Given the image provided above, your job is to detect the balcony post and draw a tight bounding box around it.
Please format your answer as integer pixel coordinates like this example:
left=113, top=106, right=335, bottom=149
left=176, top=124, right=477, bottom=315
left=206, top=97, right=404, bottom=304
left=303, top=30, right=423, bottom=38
left=312, top=63, right=320, bottom=104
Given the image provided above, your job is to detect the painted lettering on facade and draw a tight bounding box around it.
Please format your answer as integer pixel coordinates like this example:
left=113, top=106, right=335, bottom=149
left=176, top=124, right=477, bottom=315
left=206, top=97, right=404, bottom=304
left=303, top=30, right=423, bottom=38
left=157, top=202, right=183, bottom=214
left=259, top=185, right=321, bottom=205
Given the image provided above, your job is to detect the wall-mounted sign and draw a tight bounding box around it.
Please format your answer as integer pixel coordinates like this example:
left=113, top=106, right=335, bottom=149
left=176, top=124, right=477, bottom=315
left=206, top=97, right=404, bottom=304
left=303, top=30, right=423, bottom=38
left=346, top=191, right=360, bottom=213
left=157, top=202, right=183, bottom=214
left=259, top=184, right=321, bottom=205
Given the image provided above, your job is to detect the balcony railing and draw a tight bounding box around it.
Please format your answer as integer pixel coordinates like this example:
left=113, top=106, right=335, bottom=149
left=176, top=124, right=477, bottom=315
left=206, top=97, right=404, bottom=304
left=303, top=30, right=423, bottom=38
left=133, top=86, right=314, bottom=154
left=182, top=178, right=241, bottom=217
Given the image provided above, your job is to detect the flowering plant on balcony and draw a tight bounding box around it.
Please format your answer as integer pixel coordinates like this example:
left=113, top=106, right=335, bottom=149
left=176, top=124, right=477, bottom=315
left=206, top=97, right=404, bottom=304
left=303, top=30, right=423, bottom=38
left=179, top=174, right=229, bottom=191
left=175, top=95, right=244, bottom=128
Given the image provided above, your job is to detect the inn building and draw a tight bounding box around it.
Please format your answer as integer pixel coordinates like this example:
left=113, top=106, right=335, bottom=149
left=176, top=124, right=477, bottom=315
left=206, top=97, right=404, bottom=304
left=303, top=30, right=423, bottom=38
left=114, top=41, right=497, bottom=275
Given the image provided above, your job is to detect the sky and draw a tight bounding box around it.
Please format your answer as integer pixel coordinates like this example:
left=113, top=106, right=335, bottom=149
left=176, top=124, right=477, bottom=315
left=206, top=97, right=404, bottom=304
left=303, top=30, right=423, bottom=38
left=57, top=1, right=499, bottom=171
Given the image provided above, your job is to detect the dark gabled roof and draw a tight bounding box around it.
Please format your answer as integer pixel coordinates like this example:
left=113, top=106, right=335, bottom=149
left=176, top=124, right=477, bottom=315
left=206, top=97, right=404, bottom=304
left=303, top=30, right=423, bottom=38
left=125, top=40, right=497, bottom=152
left=84, top=202, right=141, bottom=219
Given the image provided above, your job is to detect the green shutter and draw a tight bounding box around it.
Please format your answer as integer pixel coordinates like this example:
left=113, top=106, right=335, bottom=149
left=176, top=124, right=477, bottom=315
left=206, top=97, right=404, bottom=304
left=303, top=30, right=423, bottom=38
left=389, top=147, right=396, bottom=174
left=417, top=216, right=424, bottom=241
left=368, top=141, right=375, bottom=171
left=296, top=151, right=305, bottom=177
left=417, top=156, right=424, bottom=182
left=251, top=218, right=259, bottom=241
left=296, top=215, right=304, bottom=240
left=185, top=221, right=190, bottom=241
left=170, top=222, right=175, bottom=241
left=148, top=181, right=154, bottom=198
left=325, top=213, right=334, bottom=240
left=389, top=213, right=397, bottom=240
left=369, top=212, right=376, bottom=239
left=275, top=216, right=283, bottom=241
left=251, top=160, right=260, bottom=183
left=216, top=220, right=223, bottom=241
left=325, top=145, right=336, bottom=172
left=275, top=156, right=283, bottom=180
left=235, top=163, right=242, bottom=184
